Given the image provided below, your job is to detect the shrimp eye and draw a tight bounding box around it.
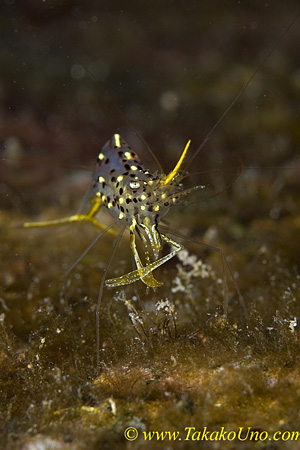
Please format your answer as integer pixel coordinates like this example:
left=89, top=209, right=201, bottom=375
left=129, top=181, right=140, bottom=189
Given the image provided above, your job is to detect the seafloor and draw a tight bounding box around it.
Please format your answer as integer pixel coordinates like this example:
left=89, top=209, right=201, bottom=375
left=1, top=2, right=300, bottom=449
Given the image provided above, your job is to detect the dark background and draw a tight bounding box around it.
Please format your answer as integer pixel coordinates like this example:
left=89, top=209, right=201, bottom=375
left=1, top=1, right=299, bottom=175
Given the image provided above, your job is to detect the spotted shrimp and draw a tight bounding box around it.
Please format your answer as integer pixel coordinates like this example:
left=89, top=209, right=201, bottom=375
left=22, top=11, right=300, bottom=366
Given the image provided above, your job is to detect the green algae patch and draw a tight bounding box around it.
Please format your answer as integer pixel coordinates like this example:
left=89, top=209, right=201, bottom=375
left=1, top=209, right=300, bottom=449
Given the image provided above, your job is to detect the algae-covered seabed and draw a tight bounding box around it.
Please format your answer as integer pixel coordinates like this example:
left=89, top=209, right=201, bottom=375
left=1, top=2, right=300, bottom=449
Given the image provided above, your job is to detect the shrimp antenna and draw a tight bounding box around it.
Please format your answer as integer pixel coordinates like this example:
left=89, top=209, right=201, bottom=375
left=184, top=10, right=300, bottom=172
left=96, top=225, right=126, bottom=369
left=65, top=222, right=117, bottom=275
left=159, top=225, right=248, bottom=321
